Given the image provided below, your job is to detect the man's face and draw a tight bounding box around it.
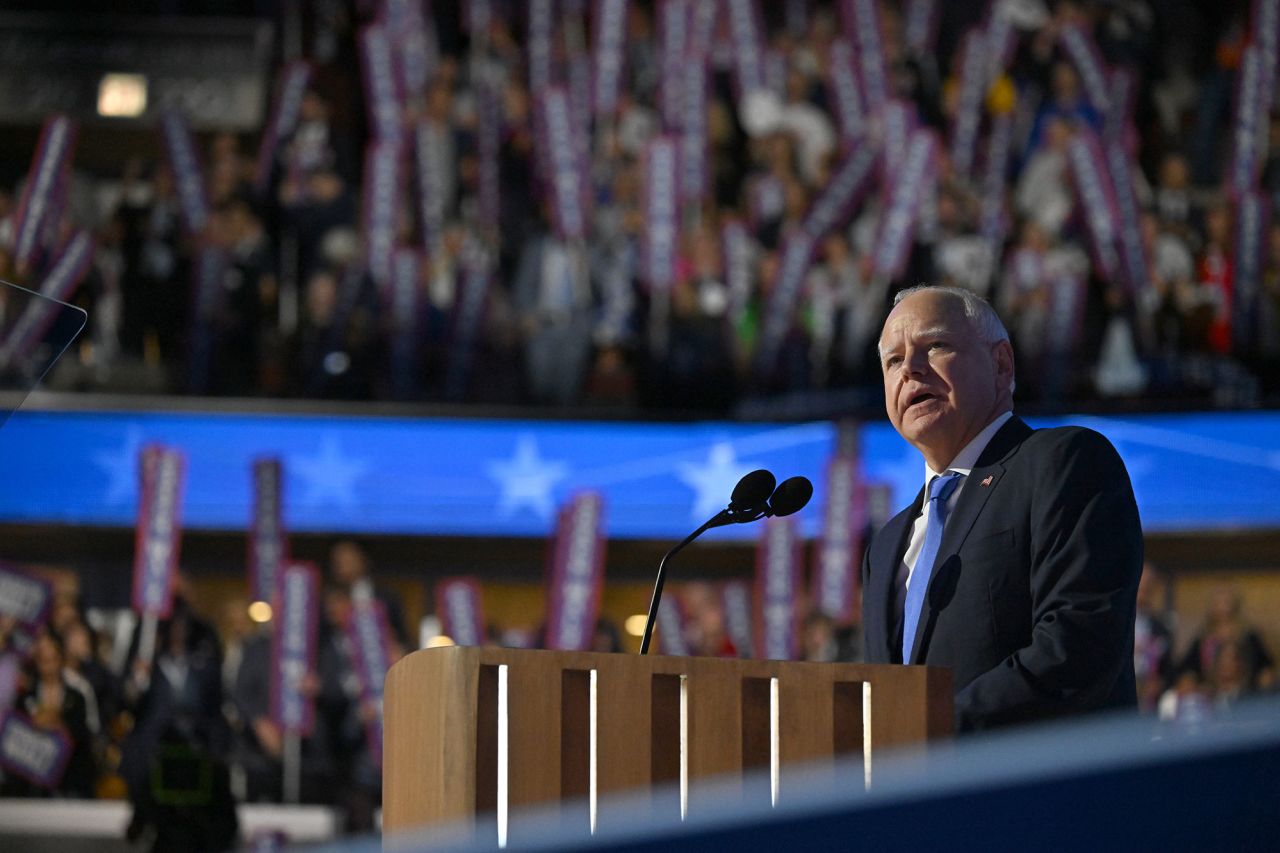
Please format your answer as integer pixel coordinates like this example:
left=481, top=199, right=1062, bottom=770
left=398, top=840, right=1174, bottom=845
left=879, top=291, right=1012, bottom=470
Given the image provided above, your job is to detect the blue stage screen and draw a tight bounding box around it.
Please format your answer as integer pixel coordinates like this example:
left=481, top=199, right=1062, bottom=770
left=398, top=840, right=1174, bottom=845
left=0, top=408, right=1275, bottom=538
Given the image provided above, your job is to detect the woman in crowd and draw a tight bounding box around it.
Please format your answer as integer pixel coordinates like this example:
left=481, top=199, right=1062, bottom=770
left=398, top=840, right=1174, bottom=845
left=6, top=630, right=98, bottom=798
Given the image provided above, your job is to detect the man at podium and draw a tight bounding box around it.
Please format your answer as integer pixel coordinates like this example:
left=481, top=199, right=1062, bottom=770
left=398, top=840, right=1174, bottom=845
left=862, top=286, right=1143, bottom=732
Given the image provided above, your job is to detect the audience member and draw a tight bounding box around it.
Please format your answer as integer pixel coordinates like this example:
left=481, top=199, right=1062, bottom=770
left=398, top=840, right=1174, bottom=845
left=1176, top=587, right=1276, bottom=693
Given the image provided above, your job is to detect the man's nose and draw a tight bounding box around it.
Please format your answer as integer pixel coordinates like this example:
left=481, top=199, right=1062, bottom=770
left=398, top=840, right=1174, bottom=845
left=903, top=347, right=929, bottom=377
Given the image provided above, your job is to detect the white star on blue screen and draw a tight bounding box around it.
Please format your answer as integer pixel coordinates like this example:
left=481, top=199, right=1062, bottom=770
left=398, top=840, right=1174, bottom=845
left=92, top=425, right=145, bottom=505
left=289, top=435, right=370, bottom=510
left=678, top=441, right=756, bottom=521
left=486, top=435, right=568, bottom=520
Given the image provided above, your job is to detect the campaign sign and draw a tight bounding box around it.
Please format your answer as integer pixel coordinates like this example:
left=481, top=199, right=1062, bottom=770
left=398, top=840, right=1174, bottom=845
left=436, top=577, right=486, bottom=647
left=980, top=113, right=1015, bottom=249
left=544, top=492, right=607, bottom=652
left=878, top=99, right=917, bottom=187
left=643, top=135, right=680, bottom=291
left=345, top=598, right=394, bottom=766
left=1067, top=130, right=1122, bottom=284
left=414, top=120, right=448, bottom=253
left=159, top=110, right=209, bottom=236
left=813, top=453, right=865, bottom=621
left=527, top=0, right=555, bottom=95
left=688, top=0, right=719, bottom=63
left=249, top=458, right=288, bottom=606
left=903, top=0, right=940, bottom=55
left=949, top=31, right=987, bottom=180
left=0, top=561, right=52, bottom=640
left=271, top=563, right=319, bottom=736
left=755, top=516, right=800, bottom=661
left=1229, top=44, right=1267, bottom=193
left=592, top=0, right=628, bottom=116
left=347, top=598, right=392, bottom=701
left=1107, top=131, right=1151, bottom=299
left=389, top=0, right=437, bottom=104
left=802, top=142, right=879, bottom=241
left=12, top=115, right=75, bottom=271
left=872, top=129, right=938, bottom=282
left=827, top=39, right=865, bottom=145
left=253, top=61, right=312, bottom=192
left=1058, top=24, right=1112, bottom=114
left=535, top=87, right=588, bottom=240
left=679, top=67, right=709, bottom=202
left=1234, top=190, right=1269, bottom=350
left=0, top=711, right=70, bottom=790
left=358, top=23, right=403, bottom=144
left=722, top=580, right=755, bottom=659
left=660, top=0, right=691, bottom=128
left=724, top=0, right=766, bottom=100
left=362, top=141, right=402, bottom=287
left=131, top=446, right=186, bottom=618
left=843, top=0, right=888, bottom=112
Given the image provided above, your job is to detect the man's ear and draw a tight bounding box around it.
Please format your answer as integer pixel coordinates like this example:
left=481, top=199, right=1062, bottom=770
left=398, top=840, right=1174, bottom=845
left=994, top=339, right=1015, bottom=395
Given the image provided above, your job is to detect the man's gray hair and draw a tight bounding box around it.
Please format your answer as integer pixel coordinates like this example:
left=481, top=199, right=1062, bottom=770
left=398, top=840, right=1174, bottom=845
left=891, top=284, right=1010, bottom=345
left=883, top=285, right=1016, bottom=394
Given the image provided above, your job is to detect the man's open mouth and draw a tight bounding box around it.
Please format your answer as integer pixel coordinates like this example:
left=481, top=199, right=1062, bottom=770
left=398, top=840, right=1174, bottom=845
left=907, top=392, right=937, bottom=409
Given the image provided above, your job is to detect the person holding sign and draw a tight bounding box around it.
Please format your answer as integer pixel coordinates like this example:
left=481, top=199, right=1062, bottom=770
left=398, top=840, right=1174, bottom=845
left=862, top=286, right=1143, bottom=732
left=7, top=630, right=97, bottom=797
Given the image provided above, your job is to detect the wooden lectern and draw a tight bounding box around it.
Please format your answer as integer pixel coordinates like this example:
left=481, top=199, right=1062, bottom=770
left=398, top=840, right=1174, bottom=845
left=383, top=647, right=951, bottom=839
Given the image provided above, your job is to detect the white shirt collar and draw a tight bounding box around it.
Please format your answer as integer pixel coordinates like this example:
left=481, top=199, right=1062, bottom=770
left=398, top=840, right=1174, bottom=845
left=925, top=410, right=1014, bottom=483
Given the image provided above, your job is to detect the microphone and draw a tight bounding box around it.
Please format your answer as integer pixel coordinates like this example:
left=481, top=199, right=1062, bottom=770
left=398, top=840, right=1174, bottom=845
left=639, top=469, right=804, bottom=655
left=764, top=476, right=813, bottom=518
left=714, top=468, right=775, bottom=527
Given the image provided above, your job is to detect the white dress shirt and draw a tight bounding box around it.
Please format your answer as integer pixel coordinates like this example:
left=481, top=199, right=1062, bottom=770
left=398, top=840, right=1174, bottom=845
left=898, top=410, right=1014, bottom=592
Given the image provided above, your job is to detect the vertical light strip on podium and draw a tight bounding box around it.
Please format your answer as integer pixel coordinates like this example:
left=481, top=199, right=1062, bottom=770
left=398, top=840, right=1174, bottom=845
left=589, top=669, right=598, bottom=834
left=769, top=677, right=780, bottom=807
left=497, top=664, right=509, bottom=848
left=679, top=674, right=688, bottom=821
left=863, top=682, right=873, bottom=789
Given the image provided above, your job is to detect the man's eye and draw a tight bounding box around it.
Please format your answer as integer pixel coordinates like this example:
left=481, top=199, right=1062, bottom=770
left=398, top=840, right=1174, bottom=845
left=885, top=356, right=902, bottom=368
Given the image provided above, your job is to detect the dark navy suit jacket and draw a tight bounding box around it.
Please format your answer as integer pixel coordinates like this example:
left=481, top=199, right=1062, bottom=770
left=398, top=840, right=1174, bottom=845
left=861, top=416, right=1143, bottom=732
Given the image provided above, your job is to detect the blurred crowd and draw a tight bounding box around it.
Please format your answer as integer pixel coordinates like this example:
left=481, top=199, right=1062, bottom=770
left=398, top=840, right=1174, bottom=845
left=2, top=0, right=1280, bottom=413
left=1, top=541, right=1273, bottom=849
left=0, top=541, right=407, bottom=847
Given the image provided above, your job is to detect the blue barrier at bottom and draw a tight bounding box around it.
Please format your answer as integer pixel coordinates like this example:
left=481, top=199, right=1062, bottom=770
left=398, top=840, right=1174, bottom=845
left=353, top=695, right=1280, bottom=853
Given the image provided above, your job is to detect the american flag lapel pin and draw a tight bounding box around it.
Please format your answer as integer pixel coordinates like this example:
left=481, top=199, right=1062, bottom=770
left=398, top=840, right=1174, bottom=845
left=981, top=475, right=994, bottom=487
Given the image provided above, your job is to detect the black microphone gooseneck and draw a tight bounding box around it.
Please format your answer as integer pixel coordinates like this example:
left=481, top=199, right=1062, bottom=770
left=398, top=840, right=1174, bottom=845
left=638, top=469, right=775, bottom=654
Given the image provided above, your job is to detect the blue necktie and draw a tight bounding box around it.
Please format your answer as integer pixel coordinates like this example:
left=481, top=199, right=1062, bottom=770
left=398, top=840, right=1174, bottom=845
left=902, top=471, right=963, bottom=664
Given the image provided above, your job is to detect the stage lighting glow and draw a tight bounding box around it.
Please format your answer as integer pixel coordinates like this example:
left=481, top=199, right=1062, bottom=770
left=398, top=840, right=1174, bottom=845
left=248, top=601, right=273, bottom=623
left=624, top=614, right=647, bottom=637
left=426, top=635, right=455, bottom=648
left=98, top=73, right=148, bottom=118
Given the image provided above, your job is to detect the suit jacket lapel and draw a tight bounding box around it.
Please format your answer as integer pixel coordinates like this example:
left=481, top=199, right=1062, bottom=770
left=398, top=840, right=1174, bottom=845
left=867, top=489, right=921, bottom=664
left=907, top=416, right=1033, bottom=665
